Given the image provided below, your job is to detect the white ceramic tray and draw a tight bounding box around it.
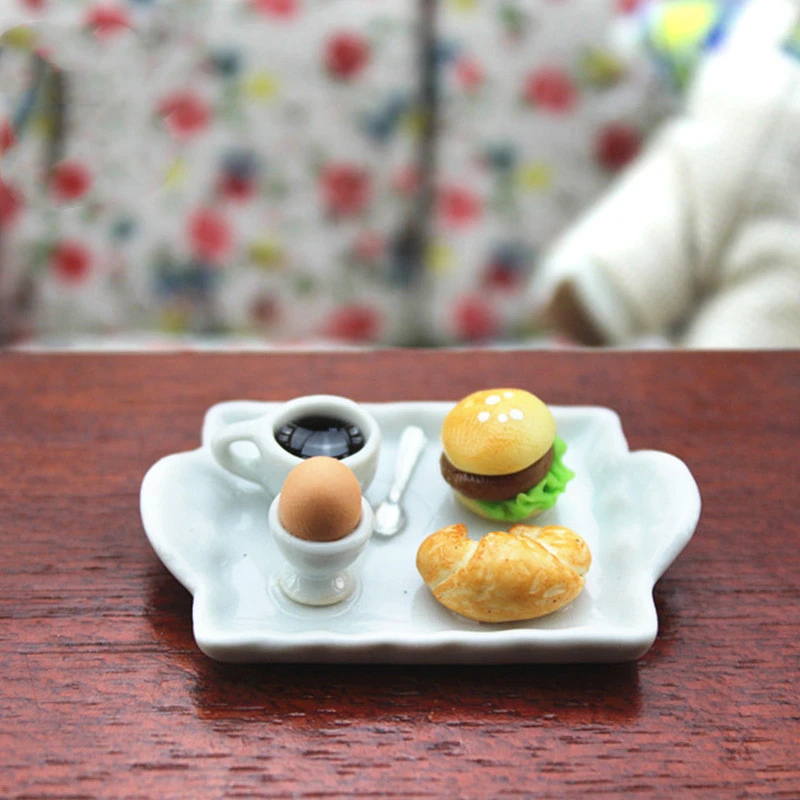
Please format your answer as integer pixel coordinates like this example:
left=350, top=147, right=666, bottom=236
left=140, top=400, right=701, bottom=663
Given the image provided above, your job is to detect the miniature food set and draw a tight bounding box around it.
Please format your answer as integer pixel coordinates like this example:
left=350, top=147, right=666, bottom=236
left=140, top=391, right=701, bottom=663
left=222, top=388, right=583, bottom=618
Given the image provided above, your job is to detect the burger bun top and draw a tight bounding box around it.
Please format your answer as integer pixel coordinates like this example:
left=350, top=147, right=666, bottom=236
left=441, top=388, right=556, bottom=476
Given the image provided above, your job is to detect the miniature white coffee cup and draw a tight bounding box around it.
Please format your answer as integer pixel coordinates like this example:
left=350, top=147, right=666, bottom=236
left=210, top=394, right=381, bottom=496
left=269, top=494, right=374, bottom=606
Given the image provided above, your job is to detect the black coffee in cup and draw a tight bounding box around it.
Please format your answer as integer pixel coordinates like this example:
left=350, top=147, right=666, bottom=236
left=275, top=415, right=365, bottom=460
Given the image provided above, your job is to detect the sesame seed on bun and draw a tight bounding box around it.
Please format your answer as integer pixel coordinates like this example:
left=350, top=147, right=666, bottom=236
left=441, top=388, right=556, bottom=477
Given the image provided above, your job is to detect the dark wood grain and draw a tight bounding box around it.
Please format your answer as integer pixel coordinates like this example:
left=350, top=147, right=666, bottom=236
left=0, top=350, right=798, bottom=799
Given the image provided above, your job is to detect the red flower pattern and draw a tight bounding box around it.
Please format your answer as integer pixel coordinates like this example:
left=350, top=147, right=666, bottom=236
left=187, top=208, right=233, bottom=263
left=217, top=174, right=257, bottom=203
left=320, top=164, right=371, bottom=217
left=325, top=305, right=382, bottom=342
left=595, top=123, right=642, bottom=171
left=324, top=33, right=370, bottom=80
left=439, top=186, right=482, bottom=228
left=85, top=4, right=132, bottom=39
left=52, top=241, right=92, bottom=283
left=0, top=182, right=23, bottom=228
left=484, top=263, right=522, bottom=292
left=20, top=0, right=47, bottom=11
left=453, top=296, right=498, bottom=341
left=455, top=57, right=485, bottom=92
left=250, top=0, right=298, bottom=18
left=0, top=0, right=666, bottom=347
left=159, top=92, right=211, bottom=139
left=51, top=161, right=92, bottom=202
left=523, top=68, right=577, bottom=114
left=0, top=120, right=17, bottom=154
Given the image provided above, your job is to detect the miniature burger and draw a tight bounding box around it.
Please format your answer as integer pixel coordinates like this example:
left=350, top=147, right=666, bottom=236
left=439, top=388, right=573, bottom=522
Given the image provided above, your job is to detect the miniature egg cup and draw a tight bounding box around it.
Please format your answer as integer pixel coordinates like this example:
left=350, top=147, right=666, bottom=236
left=269, top=496, right=374, bottom=606
left=210, top=394, right=381, bottom=496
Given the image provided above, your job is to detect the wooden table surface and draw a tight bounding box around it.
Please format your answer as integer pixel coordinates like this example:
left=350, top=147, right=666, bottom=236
left=1, top=349, right=798, bottom=799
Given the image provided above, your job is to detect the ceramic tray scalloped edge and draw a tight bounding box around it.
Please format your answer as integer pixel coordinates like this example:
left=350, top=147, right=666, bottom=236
left=140, top=400, right=701, bottom=664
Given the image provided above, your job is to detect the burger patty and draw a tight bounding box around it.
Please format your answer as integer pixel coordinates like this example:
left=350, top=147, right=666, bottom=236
left=440, top=446, right=555, bottom=502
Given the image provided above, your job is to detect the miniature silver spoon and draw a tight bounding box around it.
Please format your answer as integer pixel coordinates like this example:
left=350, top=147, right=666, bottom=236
left=372, top=425, right=427, bottom=537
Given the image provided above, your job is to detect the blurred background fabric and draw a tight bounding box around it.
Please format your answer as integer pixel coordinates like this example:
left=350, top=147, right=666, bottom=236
left=533, top=0, right=800, bottom=349
left=2, top=0, right=797, bottom=349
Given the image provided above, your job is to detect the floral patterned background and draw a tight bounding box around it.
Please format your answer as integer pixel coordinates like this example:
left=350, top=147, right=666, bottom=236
left=0, top=0, right=673, bottom=347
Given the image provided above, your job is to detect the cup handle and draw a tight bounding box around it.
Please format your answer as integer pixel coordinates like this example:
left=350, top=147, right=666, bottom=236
left=210, top=418, right=268, bottom=486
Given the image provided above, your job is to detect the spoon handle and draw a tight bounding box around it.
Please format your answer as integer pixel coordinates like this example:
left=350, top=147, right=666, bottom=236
left=388, top=426, right=427, bottom=503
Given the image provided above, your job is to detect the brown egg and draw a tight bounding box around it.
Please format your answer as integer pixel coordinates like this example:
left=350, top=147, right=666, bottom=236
left=278, top=456, right=363, bottom=542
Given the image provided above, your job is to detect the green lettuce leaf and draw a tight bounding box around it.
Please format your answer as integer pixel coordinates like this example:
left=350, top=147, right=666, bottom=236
left=470, top=437, right=574, bottom=522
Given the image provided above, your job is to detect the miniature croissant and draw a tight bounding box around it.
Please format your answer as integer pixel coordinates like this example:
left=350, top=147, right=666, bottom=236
left=416, top=523, right=591, bottom=623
